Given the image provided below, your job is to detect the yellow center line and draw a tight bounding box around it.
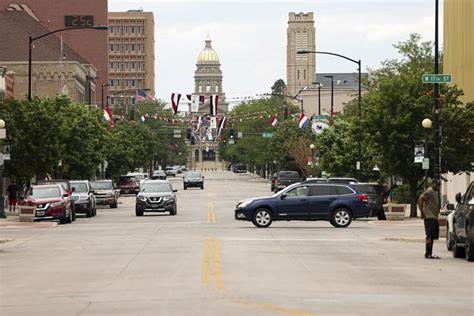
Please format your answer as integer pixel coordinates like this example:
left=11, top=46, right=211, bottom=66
left=202, top=238, right=223, bottom=290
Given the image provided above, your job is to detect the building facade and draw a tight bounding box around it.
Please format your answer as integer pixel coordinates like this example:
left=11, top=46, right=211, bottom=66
left=0, top=9, right=96, bottom=104
left=108, top=9, right=155, bottom=109
left=442, top=0, right=473, bottom=203
left=194, top=35, right=229, bottom=114
left=286, top=12, right=316, bottom=96
left=0, top=1, right=109, bottom=105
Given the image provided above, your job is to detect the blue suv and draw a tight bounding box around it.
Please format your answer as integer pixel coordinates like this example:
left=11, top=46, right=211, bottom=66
left=235, top=182, right=370, bottom=228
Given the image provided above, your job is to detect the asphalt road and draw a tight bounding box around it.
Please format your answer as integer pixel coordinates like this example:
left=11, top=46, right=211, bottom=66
left=1, top=171, right=473, bottom=315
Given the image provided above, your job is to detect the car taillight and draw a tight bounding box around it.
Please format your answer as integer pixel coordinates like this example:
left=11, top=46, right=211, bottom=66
left=357, top=194, right=368, bottom=202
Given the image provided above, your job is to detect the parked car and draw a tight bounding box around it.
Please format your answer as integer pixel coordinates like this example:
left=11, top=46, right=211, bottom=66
left=151, top=170, right=167, bottom=180
left=165, top=166, right=179, bottom=177
left=235, top=182, right=370, bottom=228
left=24, top=184, right=74, bottom=224
left=271, top=171, right=301, bottom=192
left=117, top=175, right=140, bottom=194
left=135, top=180, right=178, bottom=216
left=446, top=206, right=456, bottom=251
left=183, top=171, right=204, bottom=190
left=350, top=183, right=385, bottom=219
left=37, top=179, right=76, bottom=221
left=450, top=181, right=474, bottom=261
left=327, top=177, right=359, bottom=184
left=70, top=180, right=96, bottom=217
left=232, top=163, right=247, bottom=173
left=90, top=180, right=119, bottom=208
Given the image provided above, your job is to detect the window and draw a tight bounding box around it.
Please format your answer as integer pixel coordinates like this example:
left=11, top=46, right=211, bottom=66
left=304, top=69, right=306, bottom=80
left=309, top=185, right=336, bottom=196
left=286, top=186, right=309, bottom=197
left=215, top=86, right=219, bottom=93
left=199, top=85, right=202, bottom=93
left=131, top=80, right=136, bottom=87
left=109, top=79, right=114, bottom=87
left=297, top=69, right=300, bottom=80
left=334, top=186, right=354, bottom=195
left=206, top=85, right=211, bottom=92
left=109, top=44, right=114, bottom=52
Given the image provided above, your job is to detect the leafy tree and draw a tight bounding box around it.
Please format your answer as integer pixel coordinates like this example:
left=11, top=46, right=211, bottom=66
left=271, top=79, right=286, bottom=96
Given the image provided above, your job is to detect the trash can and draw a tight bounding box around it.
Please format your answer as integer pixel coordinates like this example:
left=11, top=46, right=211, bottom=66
left=18, top=205, right=36, bottom=222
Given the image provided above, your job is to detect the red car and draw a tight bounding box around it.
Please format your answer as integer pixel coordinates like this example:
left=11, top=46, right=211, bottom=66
left=23, top=184, right=74, bottom=224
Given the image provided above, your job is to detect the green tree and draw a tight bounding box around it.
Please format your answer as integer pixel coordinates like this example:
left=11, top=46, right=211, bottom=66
left=271, top=79, right=286, bottom=96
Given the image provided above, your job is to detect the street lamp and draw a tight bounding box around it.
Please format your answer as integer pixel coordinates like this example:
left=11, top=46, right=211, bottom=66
left=312, top=82, right=323, bottom=115
left=324, top=75, right=334, bottom=117
left=101, top=83, right=110, bottom=111
left=0, top=118, right=6, bottom=219
left=298, top=50, right=362, bottom=179
left=28, top=25, right=108, bottom=101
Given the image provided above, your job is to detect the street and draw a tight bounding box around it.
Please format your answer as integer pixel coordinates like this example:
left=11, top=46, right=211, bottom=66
left=1, top=171, right=473, bottom=316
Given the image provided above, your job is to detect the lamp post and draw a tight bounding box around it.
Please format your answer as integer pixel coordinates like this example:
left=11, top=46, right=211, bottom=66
left=298, top=50, right=362, bottom=179
left=313, top=82, right=322, bottom=115
left=433, top=0, right=441, bottom=187
left=28, top=25, right=108, bottom=101
left=422, top=118, right=432, bottom=177
left=0, top=119, right=6, bottom=218
left=324, top=75, right=334, bottom=117
left=101, top=83, right=110, bottom=111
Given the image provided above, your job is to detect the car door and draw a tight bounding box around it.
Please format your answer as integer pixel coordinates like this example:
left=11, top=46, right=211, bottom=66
left=275, top=185, right=309, bottom=220
left=455, top=183, right=474, bottom=241
left=307, top=185, right=339, bottom=219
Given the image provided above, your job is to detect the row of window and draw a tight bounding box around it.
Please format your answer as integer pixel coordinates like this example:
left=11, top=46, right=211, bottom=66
left=108, top=79, right=144, bottom=88
left=109, top=44, right=144, bottom=53
left=109, top=62, right=145, bottom=71
left=296, top=69, right=307, bottom=80
left=287, top=185, right=354, bottom=197
left=109, top=97, right=136, bottom=106
left=109, top=26, right=144, bottom=35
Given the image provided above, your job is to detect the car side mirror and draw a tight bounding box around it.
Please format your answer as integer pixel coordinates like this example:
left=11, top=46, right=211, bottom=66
left=446, top=203, right=455, bottom=210
left=173, top=189, right=178, bottom=193
left=280, top=194, right=287, bottom=200
left=455, top=192, right=462, bottom=204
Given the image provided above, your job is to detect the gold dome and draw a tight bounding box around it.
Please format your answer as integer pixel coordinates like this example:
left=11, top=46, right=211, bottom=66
left=197, top=36, right=220, bottom=64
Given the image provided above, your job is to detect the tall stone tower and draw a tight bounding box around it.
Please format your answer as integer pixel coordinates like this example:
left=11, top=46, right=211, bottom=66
left=287, top=12, right=316, bottom=96
left=194, top=35, right=228, bottom=114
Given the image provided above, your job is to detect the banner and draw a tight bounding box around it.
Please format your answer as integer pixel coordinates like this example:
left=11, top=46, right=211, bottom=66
left=191, top=95, right=200, bottom=112
left=210, top=116, right=217, bottom=129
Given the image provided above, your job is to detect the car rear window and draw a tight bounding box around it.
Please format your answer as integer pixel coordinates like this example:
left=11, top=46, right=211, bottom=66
left=353, top=185, right=376, bottom=194
left=119, top=176, right=134, bottom=182
left=334, top=186, right=354, bottom=195
left=279, top=171, right=299, bottom=179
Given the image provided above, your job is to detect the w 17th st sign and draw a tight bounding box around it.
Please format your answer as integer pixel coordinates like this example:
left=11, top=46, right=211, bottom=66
left=422, top=74, right=452, bottom=84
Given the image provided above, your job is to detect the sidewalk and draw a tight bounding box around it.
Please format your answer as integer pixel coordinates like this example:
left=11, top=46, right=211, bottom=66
left=0, top=215, right=57, bottom=229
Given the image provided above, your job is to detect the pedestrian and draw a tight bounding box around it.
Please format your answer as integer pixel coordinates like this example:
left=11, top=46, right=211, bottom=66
left=7, top=179, right=19, bottom=213
left=418, top=179, right=441, bottom=259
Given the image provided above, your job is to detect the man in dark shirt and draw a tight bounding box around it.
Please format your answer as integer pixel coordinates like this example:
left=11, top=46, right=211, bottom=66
left=7, top=180, right=19, bottom=212
left=418, top=179, right=441, bottom=259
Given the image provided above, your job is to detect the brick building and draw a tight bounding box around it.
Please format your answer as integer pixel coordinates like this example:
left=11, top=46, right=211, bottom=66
left=0, top=1, right=108, bottom=105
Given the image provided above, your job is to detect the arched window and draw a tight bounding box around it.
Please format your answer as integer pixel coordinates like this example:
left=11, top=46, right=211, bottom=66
left=297, top=69, right=300, bottom=80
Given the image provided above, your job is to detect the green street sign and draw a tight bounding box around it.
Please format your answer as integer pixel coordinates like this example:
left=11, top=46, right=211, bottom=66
left=422, top=74, right=452, bottom=84
left=262, top=132, right=273, bottom=138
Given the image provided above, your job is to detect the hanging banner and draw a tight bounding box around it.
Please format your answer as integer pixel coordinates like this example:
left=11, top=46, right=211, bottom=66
left=210, top=116, right=217, bottom=129
left=414, top=143, right=424, bottom=163
left=191, top=95, right=200, bottom=112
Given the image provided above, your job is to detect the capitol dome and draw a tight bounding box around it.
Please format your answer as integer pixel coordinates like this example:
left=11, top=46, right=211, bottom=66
left=197, top=35, right=220, bottom=64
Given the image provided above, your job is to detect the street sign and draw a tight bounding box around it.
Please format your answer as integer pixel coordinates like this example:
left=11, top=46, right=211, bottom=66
left=237, top=132, right=243, bottom=138
left=0, top=129, right=5, bottom=140
left=262, top=132, right=273, bottom=138
left=228, top=139, right=235, bottom=144
left=422, top=158, right=429, bottom=170
left=422, top=74, right=452, bottom=84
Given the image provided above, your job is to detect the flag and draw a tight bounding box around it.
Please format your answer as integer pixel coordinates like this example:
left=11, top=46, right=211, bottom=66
left=171, top=93, right=181, bottom=114
left=195, top=115, right=203, bottom=131
left=103, top=102, right=115, bottom=128
left=136, top=89, right=154, bottom=102
left=210, top=116, right=217, bottom=129
left=299, top=113, right=309, bottom=129
left=191, top=95, right=200, bottom=112
left=269, top=115, right=278, bottom=128
left=118, top=111, right=124, bottom=121
left=186, top=94, right=192, bottom=101
left=210, top=95, right=218, bottom=116
left=217, top=115, right=227, bottom=138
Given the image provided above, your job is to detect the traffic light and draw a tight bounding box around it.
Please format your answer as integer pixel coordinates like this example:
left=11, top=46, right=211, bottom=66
left=186, top=128, right=192, bottom=140
left=229, top=129, right=235, bottom=139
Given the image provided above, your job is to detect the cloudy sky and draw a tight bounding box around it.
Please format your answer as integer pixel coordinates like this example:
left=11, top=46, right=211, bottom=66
left=109, top=0, right=442, bottom=100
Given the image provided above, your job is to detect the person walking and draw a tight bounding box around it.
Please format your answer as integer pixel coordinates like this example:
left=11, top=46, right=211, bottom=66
left=7, top=180, right=19, bottom=213
left=418, top=179, right=441, bottom=259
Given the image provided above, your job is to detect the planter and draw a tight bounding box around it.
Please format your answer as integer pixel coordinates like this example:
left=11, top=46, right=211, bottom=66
left=383, top=204, right=407, bottom=221
left=438, top=216, right=447, bottom=238
left=385, top=212, right=405, bottom=221
left=18, top=205, right=36, bottom=222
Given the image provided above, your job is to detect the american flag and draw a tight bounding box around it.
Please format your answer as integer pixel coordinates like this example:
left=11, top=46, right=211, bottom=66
left=136, top=89, right=154, bottom=102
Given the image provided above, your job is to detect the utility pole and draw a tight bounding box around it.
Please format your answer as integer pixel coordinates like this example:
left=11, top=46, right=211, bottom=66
left=433, top=0, right=441, bottom=187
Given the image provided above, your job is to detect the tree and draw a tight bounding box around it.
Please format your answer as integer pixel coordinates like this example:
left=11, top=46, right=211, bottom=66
left=271, top=79, right=286, bottom=96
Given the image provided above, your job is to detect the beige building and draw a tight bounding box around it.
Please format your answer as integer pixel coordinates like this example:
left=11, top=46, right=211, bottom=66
left=108, top=9, right=155, bottom=108
left=286, top=12, right=316, bottom=97
left=442, top=0, right=473, bottom=203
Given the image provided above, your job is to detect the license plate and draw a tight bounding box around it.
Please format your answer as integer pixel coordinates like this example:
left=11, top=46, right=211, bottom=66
left=36, top=211, right=45, bottom=216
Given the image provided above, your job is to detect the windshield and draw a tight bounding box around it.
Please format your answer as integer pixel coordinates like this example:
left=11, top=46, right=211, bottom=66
left=119, top=176, right=135, bottom=182
left=141, top=182, right=172, bottom=192
left=30, top=187, right=61, bottom=199
left=166, top=167, right=174, bottom=171
left=279, top=171, right=299, bottom=179
left=186, top=172, right=201, bottom=178
left=90, top=182, right=113, bottom=190
left=71, top=182, right=88, bottom=193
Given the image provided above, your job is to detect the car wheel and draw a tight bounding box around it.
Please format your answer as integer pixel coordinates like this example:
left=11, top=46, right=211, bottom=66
left=252, top=208, right=273, bottom=228
left=330, top=208, right=353, bottom=228
left=59, top=210, right=69, bottom=224
left=465, top=238, right=474, bottom=262
left=201, top=185, right=204, bottom=190
left=446, top=222, right=454, bottom=251
left=170, top=205, right=177, bottom=216
left=136, top=209, right=143, bottom=216
left=72, top=208, right=76, bottom=221
left=66, top=208, right=73, bottom=224
left=452, top=238, right=466, bottom=258
left=184, top=186, right=187, bottom=190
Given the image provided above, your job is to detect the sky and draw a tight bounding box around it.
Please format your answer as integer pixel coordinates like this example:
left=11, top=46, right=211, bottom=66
left=109, top=0, right=442, bottom=101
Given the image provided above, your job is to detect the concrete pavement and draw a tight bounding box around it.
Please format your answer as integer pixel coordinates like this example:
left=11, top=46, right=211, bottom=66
left=0, top=171, right=472, bottom=315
